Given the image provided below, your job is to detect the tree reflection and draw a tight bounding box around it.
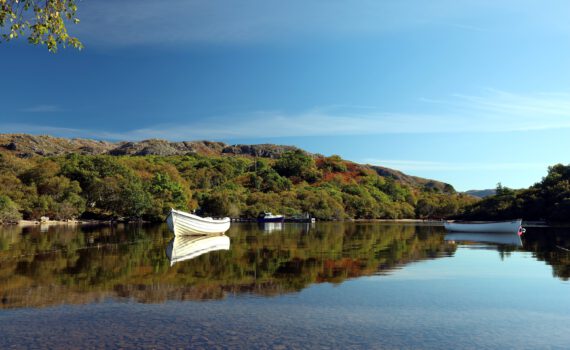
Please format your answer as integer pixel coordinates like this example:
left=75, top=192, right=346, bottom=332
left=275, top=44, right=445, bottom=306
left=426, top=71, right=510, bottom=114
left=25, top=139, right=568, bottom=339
left=6, top=223, right=568, bottom=309
left=521, top=227, right=570, bottom=281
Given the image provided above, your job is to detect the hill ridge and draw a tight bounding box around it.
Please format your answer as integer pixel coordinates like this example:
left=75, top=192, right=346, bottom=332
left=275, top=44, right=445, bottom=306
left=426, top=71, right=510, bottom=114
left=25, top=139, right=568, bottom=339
left=0, top=133, right=454, bottom=192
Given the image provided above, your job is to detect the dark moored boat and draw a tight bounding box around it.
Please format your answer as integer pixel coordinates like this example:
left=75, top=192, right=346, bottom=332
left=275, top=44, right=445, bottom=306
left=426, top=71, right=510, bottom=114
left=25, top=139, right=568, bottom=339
left=257, top=212, right=284, bottom=223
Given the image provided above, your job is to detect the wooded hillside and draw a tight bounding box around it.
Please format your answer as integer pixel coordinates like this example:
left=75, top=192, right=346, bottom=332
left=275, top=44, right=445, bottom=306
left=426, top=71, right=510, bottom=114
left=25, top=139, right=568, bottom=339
left=461, top=164, right=570, bottom=222
left=0, top=134, right=476, bottom=222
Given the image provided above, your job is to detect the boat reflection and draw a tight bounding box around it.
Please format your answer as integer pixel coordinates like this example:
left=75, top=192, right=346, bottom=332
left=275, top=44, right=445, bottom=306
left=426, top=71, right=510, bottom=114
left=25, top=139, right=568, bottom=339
left=259, top=222, right=283, bottom=233
left=166, top=234, right=230, bottom=266
left=444, top=232, right=523, bottom=247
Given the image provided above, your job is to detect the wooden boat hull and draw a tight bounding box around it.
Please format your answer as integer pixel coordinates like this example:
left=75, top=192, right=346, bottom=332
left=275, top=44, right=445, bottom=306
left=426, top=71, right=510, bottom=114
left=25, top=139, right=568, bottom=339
left=444, top=219, right=522, bottom=234
left=166, top=235, right=230, bottom=266
left=166, top=209, right=230, bottom=236
left=444, top=233, right=523, bottom=247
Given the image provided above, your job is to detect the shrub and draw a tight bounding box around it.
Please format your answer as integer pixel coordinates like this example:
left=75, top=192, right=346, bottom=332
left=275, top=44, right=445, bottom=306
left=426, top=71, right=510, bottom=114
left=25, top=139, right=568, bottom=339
left=0, top=195, right=22, bottom=223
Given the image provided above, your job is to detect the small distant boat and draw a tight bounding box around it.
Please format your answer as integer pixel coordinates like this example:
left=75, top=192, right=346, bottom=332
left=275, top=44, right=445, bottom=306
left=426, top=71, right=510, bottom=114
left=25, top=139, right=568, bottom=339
left=166, top=235, right=230, bottom=266
left=444, top=219, right=522, bottom=234
left=257, top=212, right=284, bottom=223
left=444, top=233, right=523, bottom=247
left=166, top=209, right=230, bottom=236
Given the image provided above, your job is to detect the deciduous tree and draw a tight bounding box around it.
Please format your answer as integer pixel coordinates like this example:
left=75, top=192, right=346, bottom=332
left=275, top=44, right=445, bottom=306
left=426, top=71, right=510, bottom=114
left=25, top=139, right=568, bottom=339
left=0, top=0, right=82, bottom=52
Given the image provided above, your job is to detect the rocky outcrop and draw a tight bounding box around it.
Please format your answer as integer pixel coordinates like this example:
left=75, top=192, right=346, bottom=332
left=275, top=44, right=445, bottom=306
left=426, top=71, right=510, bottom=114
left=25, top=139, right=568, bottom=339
left=0, top=134, right=115, bottom=158
left=108, top=139, right=226, bottom=156
left=221, top=144, right=305, bottom=158
left=0, top=134, right=299, bottom=159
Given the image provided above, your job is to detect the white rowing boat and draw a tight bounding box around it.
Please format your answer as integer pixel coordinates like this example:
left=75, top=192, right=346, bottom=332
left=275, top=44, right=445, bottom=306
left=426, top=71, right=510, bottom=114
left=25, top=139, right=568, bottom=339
left=166, top=209, right=231, bottom=236
left=166, top=235, right=230, bottom=266
left=444, top=233, right=523, bottom=247
left=444, top=219, right=522, bottom=234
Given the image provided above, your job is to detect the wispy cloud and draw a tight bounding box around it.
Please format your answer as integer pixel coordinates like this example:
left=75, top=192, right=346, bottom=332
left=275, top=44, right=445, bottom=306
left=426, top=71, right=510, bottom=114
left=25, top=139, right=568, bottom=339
left=20, top=105, right=63, bottom=113
left=362, top=159, right=548, bottom=172
left=0, top=124, right=89, bottom=136
left=107, top=90, right=570, bottom=139
left=420, top=89, right=570, bottom=131
left=4, top=90, right=570, bottom=140
left=70, top=0, right=570, bottom=48
left=72, top=0, right=499, bottom=47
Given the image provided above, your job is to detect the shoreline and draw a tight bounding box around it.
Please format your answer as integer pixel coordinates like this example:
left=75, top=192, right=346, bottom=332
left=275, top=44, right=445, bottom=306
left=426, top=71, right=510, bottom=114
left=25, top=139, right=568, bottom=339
left=17, top=219, right=114, bottom=227
left=12, top=219, right=152, bottom=227
left=2, top=218, right=566, bottom=228
left=2, top=218, right=444, bottom=227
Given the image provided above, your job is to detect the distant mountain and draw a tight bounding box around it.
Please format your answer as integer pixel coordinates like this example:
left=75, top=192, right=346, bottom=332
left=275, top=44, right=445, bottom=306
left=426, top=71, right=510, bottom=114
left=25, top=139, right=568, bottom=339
left=0, top=133, right=455, bottom=192
left=464, top=189, right=496, bottom=198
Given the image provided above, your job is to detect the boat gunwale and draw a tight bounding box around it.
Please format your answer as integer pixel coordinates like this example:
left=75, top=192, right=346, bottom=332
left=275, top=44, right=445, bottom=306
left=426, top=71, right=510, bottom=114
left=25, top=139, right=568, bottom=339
left=444, top=219, right=522, bottom=225
left=170, top=209, right=230, bottom=224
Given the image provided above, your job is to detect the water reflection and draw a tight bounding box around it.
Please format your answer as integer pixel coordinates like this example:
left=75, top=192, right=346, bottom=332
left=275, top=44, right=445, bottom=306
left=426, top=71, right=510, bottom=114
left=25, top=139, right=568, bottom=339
left=444, top=232, right=523, bottom=247
left=258, top=222, right=283, bottom=233
left=1, top=223, right=569, bottom=309
left=166, top=235, right=230, bottom=266
left=522, top=227, right=570, bottom=281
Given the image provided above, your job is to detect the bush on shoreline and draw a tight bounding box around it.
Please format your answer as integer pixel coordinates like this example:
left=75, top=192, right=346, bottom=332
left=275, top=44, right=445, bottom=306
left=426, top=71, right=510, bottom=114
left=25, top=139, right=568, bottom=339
left=0, top=194, right=22, bottom=224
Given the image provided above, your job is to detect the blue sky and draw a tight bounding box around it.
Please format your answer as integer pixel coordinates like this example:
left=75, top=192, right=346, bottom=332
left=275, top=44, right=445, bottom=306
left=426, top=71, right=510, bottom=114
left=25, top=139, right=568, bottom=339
left=1, top=0, right=570, bottom=191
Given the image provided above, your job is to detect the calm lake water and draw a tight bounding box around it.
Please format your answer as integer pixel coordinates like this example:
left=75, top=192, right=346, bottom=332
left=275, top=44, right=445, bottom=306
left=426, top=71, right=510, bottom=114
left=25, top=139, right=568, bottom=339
left=1, top=222, right=569, bottom=349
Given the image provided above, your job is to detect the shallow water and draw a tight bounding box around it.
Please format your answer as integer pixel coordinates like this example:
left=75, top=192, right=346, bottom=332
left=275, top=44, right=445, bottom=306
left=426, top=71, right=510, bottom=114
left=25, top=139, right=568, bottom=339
left=0, top=222, right=569, bottom=349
